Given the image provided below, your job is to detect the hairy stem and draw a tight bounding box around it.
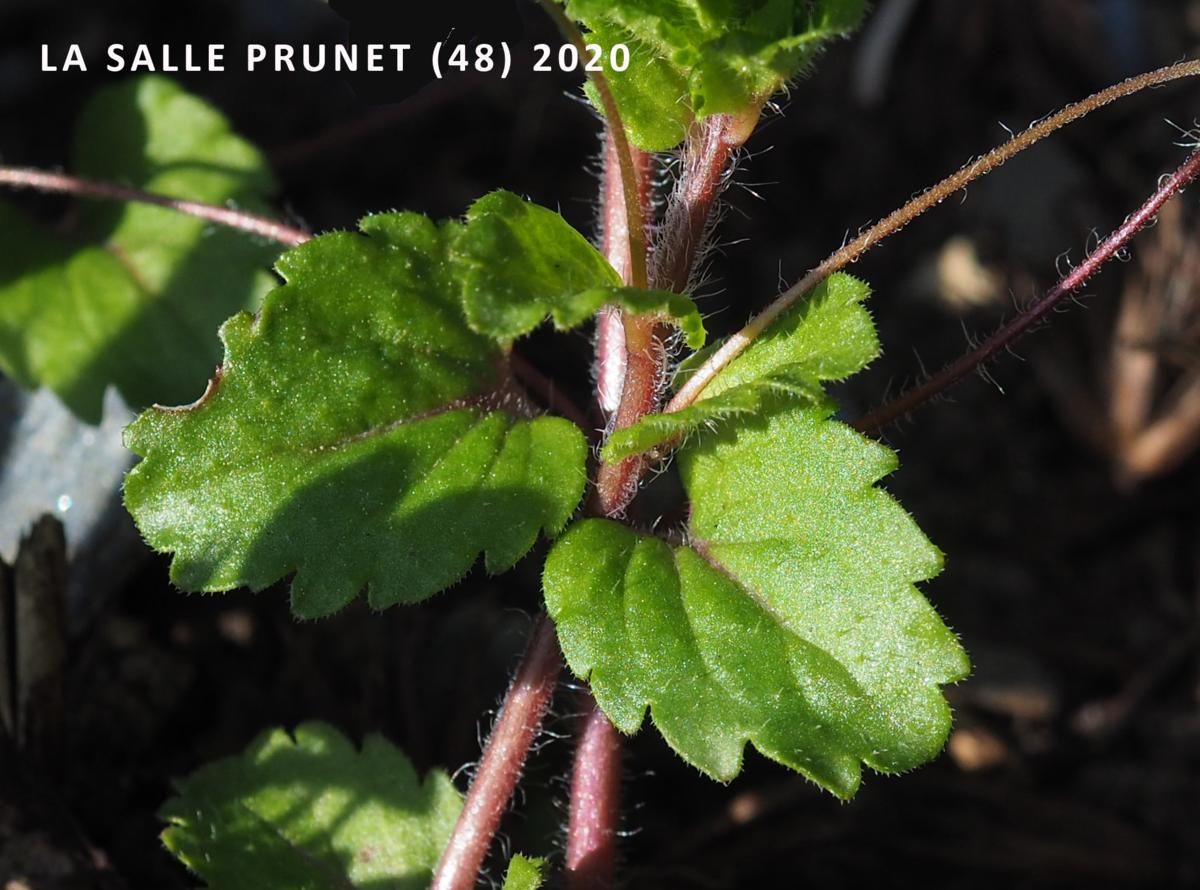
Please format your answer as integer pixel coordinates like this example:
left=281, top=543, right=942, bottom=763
left=595, top=115, right=749, bottom=515
left=572, top=130, right=653, bottom=890
left=575, top=112, right=752, bottom=886
left=650, top=113, right=752, bottom=292
left=566, top=693, right=623, bottom=890
left=536, top=0, right=646, bottom=289
left=592, top=124, right=658, bottom=517
left=594, top=314, right=666, bottom=515
left=431, top=616, right=562, bottom=890
left=595, top=134, right=657, bottom=419
left=667, top=58, right=1200, bottom=413
left=855, top=147, right=1200, bottom=433
left=0, top=165, right=312, bottom=246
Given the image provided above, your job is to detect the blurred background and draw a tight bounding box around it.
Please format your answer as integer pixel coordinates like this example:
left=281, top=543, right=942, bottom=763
left=1, top=0, right=1199, bottom=887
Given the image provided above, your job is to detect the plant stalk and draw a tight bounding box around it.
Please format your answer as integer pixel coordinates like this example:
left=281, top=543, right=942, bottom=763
left=595, top=114, right=748, bottom=515
left=855, top=146, right=1200, bottom=432
left=576, top=111, right=750, bottom=888
left=535, top=0, right=646, bottom=289
left=650, top=113, right=751, bottom=292
left=430, top=616, right=562, bottom=890
left=595, top=134, right=657, bottom=420
left=667, top=58, right=1200, bottom=413
left=0, top=165, right=312, bottom=246
left=571, top=127, right=654, bottom=890
left=565, top=693, right=623, bottom=890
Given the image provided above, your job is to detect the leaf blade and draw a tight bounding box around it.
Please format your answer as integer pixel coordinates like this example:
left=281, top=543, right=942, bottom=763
left=501, top=855, right=547, bottom=890
left=160, top=722, right=462, bottom=890
left=562, top=0, right=868, bottom=149
left=124, top=212, right=588, bottom=618
left=546, top=406, right=969, bottom=795
left=0, top=75, right=281, bottom=422
left=603, top=272, right=875, bottom=460
left=455, top=190, right=705, bottom=346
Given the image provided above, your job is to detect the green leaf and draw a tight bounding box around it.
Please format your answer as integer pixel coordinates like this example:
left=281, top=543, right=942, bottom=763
left=161, top=722, right=461, bottom=890
left=603, top=273, right=876, bottom=460
left=501, top=855, right=547, bottom=890
left=456, top=190, right=705, bottom=347
left=563, top=0, right=868, bottom=149
left=582, top=22, right=692, bottom=151
left=124, top=212, right=588, bottom=618
left=545, top=406, right=969, bottom=796
left=0, top=75, right=280, bottom=422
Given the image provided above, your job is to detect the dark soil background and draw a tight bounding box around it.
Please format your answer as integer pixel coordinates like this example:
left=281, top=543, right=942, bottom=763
left=2, top=1, right=1199, bottom=887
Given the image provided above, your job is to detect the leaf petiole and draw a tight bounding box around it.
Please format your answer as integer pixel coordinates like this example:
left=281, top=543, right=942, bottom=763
left=667, top=58, right=1200, bottom=414
left=0, top=164, right=312, bottom=246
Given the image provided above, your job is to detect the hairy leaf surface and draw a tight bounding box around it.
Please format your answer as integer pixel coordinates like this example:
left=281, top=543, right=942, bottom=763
left=545, top=406, right=969, bottom=795
left=125, top=212, right=588, bottom=618
left=456, top=190, right=705, bottom=347
left=604, top=273, right=875, bottom=460
left=161, top=722, right=461, bottom=889
left=563, top=0, right=868, bottom=149
left=0, top=76, right=280, bottom=422
left=501, top=855, right=547, bottom=890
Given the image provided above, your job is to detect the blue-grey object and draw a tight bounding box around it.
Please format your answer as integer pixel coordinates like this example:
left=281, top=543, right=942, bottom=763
left=1098, top=0, right=1147, bottom=78
left=0, top=382, right=146, bottom=632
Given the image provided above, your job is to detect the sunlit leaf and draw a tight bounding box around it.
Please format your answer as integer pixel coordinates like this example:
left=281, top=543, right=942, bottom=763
left=456, top=190, right=704, bottom=347
left=546, top=405, right=969, bottom=795
left=124, top=212, right=588, bottom=618
left=604, top=273, right=875, bottom=460
left=501, top=854, right=547, bottom=890
left=562, top=0, right=869, bottom=149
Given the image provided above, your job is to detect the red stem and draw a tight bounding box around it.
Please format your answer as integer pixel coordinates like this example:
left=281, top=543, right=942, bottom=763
left=575, top=113, right=752, bottom=886
left=0, top=165, right=312, bottom=246
left=594, top=316, right=666, bottom=515
left=650, top=113, right=750, bottom=291
left=855, top=147, right=1200, bottom=433
left=430, top=616, right=562, bottom=890
left=593, top=132, right=659, bottom=516
left=594, top=116, right=749, bottom=516
left=595, top=135, right=657, bottom=419
left=565, top=693, right=623, bottom=890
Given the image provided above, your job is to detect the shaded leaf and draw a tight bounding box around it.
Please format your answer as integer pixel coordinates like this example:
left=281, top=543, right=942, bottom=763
left=545, top=406, right=969, bottom=795
left=456, top=190, right=704, bottom=347
left=161, top=722, right=461, bottom=890
left=0, top=76, right=280, bottom=422
left=603, top=273, right=875, bottom=460
left=124, top=212, right=587, bottom=618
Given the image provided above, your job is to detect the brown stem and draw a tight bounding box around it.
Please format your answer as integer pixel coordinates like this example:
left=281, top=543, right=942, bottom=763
left=431, top=616, right=562, bottom=890
left=668, top=58, right=1200, bottom=413
left=0, top=165, right=312, bottom=246
left=854, top=147, right=1200, bottom=433
left=565, top=693, right=623, bottom=890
